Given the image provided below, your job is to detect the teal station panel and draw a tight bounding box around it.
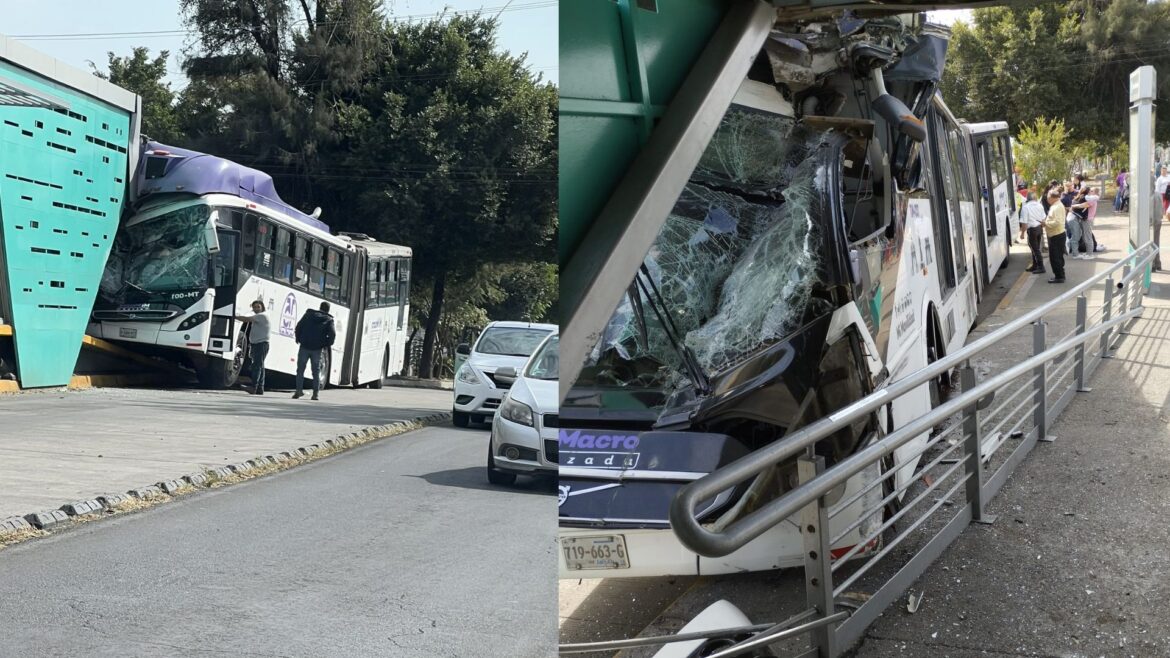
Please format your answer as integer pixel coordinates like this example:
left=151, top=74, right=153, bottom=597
left=0, top=60, right=131, bottom=388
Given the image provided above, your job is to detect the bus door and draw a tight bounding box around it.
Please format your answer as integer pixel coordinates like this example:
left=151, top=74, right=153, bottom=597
left=208, top=229, right=240, bottom=354
left=972, top=139, right=996, bottom=288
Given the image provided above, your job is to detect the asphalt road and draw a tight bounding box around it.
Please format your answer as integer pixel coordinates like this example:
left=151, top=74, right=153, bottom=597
left=0, top=425, right=557, bottom=657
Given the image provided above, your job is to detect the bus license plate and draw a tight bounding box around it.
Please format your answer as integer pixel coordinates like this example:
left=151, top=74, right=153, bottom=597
left=561, top=535, right=629, bottom=571
left=119, top=327, right=137, bottom=339
left=117, top=304, right=149, bottom=312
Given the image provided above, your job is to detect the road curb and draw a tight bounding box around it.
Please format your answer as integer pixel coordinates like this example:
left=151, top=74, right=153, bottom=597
left=0, top=411, right=451, bottom=549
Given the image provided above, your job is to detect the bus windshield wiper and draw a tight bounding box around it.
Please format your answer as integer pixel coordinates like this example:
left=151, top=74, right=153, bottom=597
left=635, top=264, right=712, bottom=397
left=122, top=280, right=150, bottom=295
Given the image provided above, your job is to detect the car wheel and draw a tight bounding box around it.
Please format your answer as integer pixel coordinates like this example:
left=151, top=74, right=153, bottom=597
left=487, top=442, right=516, bottom=486
left=453, top=410, right=470, bottom=428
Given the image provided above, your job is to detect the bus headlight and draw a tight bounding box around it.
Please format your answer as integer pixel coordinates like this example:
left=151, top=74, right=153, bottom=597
left=457, top=364, right=482, bottom=385
left=499, top=396, right=534, bottom=427
left=177, top=311, right=210, bottom=331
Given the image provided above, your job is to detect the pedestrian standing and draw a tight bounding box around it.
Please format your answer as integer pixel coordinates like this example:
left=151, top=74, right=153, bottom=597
left=235, top=300, right=270, bottom=395
left=1156, top=166, right=1170, bottom=212
left=1151, top=189, right=1165, bottom=271
left=1115, top=168, right=1127, bottom=212
left=1021, top=192, right=1047, bottom=274
left=1067, top=187, right=1087, bottom=256
left=293, top=301, right=336, bottom=401
left=1044, top=190, right=1068, bottom=283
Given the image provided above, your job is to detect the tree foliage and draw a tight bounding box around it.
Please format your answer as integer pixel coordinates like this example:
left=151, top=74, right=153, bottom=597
left=1015, top=117, right=1071, bottom=187
left=941, top=1, right=1170, bottom=144
left=106, top=1, right=557, bottom=377
left=98, top=48, right=182, bottom=143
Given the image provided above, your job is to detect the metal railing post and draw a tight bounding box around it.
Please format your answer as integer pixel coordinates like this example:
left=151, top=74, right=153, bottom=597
left=799, top=455, right=835, bottom=657
left=1032, top=320, right=1053, bottom=442
left=1101, top=276, right=1115, bottom=358
left=961, top=364, right=996, bottom=524
left=1118, top=265, right=1132, bottom=337
left=1074, top=295, right=1091, bottom=393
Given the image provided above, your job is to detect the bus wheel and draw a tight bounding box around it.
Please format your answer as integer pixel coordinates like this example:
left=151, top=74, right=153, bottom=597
left=369, top=348, right=388, bottom=389
left=320, top=349, right=332, bottom=390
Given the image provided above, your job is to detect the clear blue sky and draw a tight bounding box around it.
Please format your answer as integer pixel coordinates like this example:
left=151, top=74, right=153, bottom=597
left=2, top=0, right=557, bottom=88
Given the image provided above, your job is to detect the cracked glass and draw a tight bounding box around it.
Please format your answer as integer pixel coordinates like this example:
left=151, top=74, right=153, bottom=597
left=121, top=204, right=212, bottom=292
left=578, top=106, right=835, bottom=396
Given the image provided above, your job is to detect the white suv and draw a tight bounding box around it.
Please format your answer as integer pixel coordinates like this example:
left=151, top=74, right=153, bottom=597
left=452, top=321, right=556, bottom=427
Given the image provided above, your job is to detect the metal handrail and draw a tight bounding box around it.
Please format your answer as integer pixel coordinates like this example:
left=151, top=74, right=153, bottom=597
left=670, top=243, right=1156, bottom=557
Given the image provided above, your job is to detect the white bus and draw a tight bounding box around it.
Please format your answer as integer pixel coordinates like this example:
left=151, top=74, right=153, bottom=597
left=558, top=20, right=1009, bottom=578
left=964, top=121, right=1017, bottom=295
left=90, top=143, right=411, bottom=389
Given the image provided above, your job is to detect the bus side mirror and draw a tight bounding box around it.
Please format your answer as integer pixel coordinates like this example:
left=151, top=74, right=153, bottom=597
left=456, top=343, right=471, bottom=356
left=873, top=94, right=926, bottom=143
left=205, top=211, right=221, bottom=254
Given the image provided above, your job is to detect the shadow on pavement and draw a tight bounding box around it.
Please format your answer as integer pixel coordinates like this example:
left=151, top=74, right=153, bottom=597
left=410, top=466, right=555, bottom=496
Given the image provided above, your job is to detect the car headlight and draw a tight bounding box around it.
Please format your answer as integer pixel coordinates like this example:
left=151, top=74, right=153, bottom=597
left=177, top=311, right=210, bottom=331
left=457, top=364, right=482, bottom=385
left=499, top=396, right=534, bottom=427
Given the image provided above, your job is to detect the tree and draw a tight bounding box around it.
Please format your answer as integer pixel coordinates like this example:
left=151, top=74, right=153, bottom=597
left=323, top=15, right=557, bottom=376
left=97, top=48, right=181, bottom=143
left=1015, top=117, right=1071, bottom=187
left=941, top=1, right=1170, bottom=144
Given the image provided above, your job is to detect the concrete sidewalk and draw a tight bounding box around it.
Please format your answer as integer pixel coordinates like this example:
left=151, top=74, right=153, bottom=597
left=853, top=209, right=1170, bottom=656
left=0, top=385, right=453, bottom=519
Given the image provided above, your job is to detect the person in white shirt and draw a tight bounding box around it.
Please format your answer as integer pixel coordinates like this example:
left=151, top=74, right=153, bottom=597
left=235, top=300, right=271, bottom=395
left=1020, top=192, right=1048, bottom=274
left=1155, top=166, right=1170, bottom=212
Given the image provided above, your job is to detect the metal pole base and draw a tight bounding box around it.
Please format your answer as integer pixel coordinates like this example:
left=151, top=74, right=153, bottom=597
left=973, top=514, right=999, bottom=525
left=1039, top=434, right=1057, bottom=443
left=1076, top=386, right=1093, bottom=393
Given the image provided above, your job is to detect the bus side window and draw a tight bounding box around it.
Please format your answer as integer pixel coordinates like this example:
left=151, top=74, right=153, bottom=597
left=242, top=213, right=257, bottom=270
left=367, top=260, right=379, bottom=307
left=307, top=241, right=326, bottom=295
left=339, top=254, right=351, bottom=302
left=274, top=227, right=292, bottom=284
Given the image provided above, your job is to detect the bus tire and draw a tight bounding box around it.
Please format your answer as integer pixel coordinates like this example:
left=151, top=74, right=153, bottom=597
left=368, top=348, right=388, bottom=389
left=320, top=349, right=331, bottom=390
left=196, top=356, right=240, bottom=389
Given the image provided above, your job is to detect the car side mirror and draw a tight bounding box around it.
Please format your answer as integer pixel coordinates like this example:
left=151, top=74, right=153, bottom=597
left=494, top=366, right=517, bottom=384
left=456, top=343, right=471, bottom=356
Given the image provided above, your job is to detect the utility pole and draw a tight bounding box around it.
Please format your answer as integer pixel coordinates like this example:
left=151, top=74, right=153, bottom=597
left=1129, top=65, right=1156, bottom=281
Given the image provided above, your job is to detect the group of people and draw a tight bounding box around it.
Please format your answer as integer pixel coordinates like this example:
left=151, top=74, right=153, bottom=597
left=235, top=300, right=337, bottom=399
left=1017, top=174, right=1104, bottom=284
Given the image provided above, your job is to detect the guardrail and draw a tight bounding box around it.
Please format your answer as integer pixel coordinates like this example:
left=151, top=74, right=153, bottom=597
left=561, top=242, right=1158, bottom=657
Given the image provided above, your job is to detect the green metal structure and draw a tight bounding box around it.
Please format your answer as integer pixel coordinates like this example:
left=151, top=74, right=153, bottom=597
left=0, top=35, right=140, bottom=388
left=558, top=0, right=728, bottom=267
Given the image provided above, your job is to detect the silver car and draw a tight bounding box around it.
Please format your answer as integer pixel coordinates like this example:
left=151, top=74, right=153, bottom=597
left=487, top=333, right=558, bottom=485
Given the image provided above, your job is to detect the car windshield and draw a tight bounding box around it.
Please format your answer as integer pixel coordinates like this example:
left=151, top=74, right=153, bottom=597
left=575, top=104, right=833, bottom=397
left=120, top=204, right=212, bottom=292
left=524, top=335, right=559, bottom=380
left=475, top=327, right=552, bottom=357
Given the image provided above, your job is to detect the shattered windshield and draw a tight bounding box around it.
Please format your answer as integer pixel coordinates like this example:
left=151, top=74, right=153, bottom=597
left=577, top=105, right=834, bottom=396
left=475, top=327, right=553, bottom=357
left=121, top=204, right=212, bottom=292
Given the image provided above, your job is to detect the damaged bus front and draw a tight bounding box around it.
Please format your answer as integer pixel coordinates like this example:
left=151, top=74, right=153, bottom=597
left=559, top=14, right=988, bottom=578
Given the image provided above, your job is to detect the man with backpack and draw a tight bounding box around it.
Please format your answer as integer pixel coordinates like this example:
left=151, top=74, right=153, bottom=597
left=293, top=301, right=336, bottom=400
